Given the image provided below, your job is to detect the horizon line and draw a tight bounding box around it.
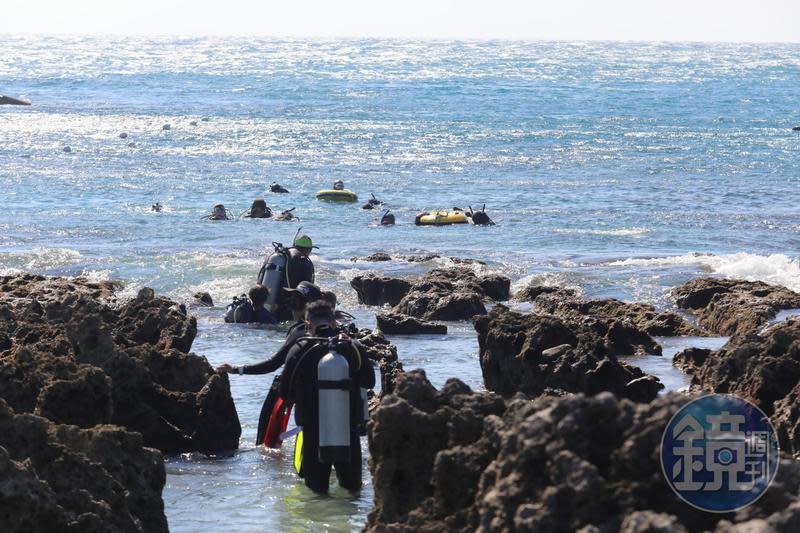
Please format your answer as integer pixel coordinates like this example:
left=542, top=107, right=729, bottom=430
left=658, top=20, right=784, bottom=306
left=2, top=32, right=800, bottom=45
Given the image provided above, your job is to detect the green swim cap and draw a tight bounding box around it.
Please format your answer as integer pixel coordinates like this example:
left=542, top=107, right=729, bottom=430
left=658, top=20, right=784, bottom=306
left=294, top=234, right=317, bottom=248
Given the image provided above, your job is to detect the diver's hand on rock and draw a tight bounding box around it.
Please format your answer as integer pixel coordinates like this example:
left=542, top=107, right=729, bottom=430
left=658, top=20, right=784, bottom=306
left=216, top=363, right=235, bottom=374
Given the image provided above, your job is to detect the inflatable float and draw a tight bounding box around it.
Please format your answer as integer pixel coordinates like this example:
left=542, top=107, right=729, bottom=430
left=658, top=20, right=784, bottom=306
left=316, top=189, right=358, bottom=202
left=263, top=397, right=293, bottom=448
left=414, top=210, right=469, bottom=226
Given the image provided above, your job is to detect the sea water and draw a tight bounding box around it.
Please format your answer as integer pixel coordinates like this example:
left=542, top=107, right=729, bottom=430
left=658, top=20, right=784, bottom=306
left=2, top=37, right=799, bottom=531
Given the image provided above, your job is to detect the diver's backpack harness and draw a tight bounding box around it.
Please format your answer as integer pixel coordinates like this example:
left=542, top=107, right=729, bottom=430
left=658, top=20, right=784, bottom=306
left=284, top=336, right=368, bottom=463
left=224, top=294, right=253, bottom=323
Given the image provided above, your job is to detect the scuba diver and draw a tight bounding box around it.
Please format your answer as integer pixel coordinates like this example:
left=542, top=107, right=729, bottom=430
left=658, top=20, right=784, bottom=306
left=332, top=179, right=345, bottom=191
left=468, top=204, right=495, bottom=226
left=224, top=285, right=278, bottom=324
left=270, top=182, right=289, bottom=193
left=380, top=210, right=395, bottom=226
left=218, top=282, right=322, bottom=445
left=273, top=207, right=298, bottom=221
left=243, top=199, right=272, bottom=219
left=202, top=203, right=232, bottom=221
left=151, top=202, right=163, bottom=212
left=256, top=231, right=317, bottom=321
left=216, top=282, right=353, bottom=446
left=361, top=193, right=382, bottom=210
left=279, top=300, right=375, bottom=494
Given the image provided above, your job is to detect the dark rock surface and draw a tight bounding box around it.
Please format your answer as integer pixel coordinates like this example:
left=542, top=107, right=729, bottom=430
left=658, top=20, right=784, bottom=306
left=474, top=305, right=663, bottom=401
left=351, top=252, right=392, bottom=262
left=376, top=313, right=448, bottom=335
left=349, top=253, right=487, bottom=265
left=192, top=291, right=214, bottom=307
left=350, top=275, right=413, bottom=306
left=0, top=274, right=241, bottom=454
left=0, top=398, right=167, bottom=533
left=349, top=327, right=404, bottom=397
left=524, top=286, right=704, bottom=337
left=673, top=277, right=800, bottom=336
left=366, top=371, right=800, bottom=532
left=672, top=347, right=711, bottom=375
left=352, top=267, right=510, bottom=321
left=679, top=317, right=800, bottom=457
left=392, top=267, right=510, bottom=321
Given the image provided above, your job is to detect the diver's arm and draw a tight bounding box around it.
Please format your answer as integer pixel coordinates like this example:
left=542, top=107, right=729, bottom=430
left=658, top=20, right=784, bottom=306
left=279, top=350, right=298, bottom=399
left=240, top=351, right=286, bottom=375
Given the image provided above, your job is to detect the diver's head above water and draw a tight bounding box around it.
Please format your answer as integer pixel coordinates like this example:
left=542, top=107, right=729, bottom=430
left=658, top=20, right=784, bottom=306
left=248, top=285, right=269, bottom=310
left=210, top=203, right=229, bottom=220
left=246, top=198, right=271, bottom=218
left=293, top=234, right=318, bottom=257
left=304, top=300, right=336, bottom=336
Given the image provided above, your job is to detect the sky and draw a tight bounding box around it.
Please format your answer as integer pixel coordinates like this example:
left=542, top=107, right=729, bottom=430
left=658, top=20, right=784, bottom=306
left=2, top=0, right=799, bottom=42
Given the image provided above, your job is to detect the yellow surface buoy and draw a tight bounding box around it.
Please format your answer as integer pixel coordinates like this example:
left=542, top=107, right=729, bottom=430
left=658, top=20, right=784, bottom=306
left=414, top=210, right=469, bottom=226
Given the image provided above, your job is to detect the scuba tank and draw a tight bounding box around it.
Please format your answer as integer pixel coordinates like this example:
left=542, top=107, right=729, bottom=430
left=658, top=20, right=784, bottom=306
left=317, top=350, right=352, bottom=463
left=224, top=294, right=247, bottom=323
left=257, top=242, right=289, bottom=313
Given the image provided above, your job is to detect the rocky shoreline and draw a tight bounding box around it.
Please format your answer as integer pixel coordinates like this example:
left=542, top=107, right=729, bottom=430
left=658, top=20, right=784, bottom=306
left=0, top=274, right=241, bottom=531
left=2, top=270, right=800, bottom=532
left=365, top=273, right=800, bottom=532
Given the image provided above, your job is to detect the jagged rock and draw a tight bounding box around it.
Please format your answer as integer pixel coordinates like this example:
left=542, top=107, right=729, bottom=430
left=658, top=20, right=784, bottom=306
left=474, top=305, right=663, bottom=401
left=377, top=313, right=447, bottom=335
left=366, top=372, right=800, bottom=532
left=351, top=252, right=392, bottom=262
left=530, top=286, right=704, bottom=336
left=349, top=328, right=404, bottom=397
left=620, top=511, right=689, bottom=533
left=350, top=275, right=413, bottom=306
left=673, top=278, right=800, bottom=336
left=773, top=384, right=800, bottom=459
left=476, top=273, right=510, bottom=302
left=395, top=288, right=486, bottom=321
left=683, top=317, right=800, bottom=458
left=400, top=254, right=441, bottom=262
left=392, top=267, right=510, bottom=321
left=351, top=267, right=508, bottom=321
left=514, top=285, right=577, bottom=302
left=192, top=292, right=214, bottom=307
left=0, top=274, right=241, bottom=454
left=0, top=398, right=167, bottom=532
left=672, top=347, right=711, bottom=375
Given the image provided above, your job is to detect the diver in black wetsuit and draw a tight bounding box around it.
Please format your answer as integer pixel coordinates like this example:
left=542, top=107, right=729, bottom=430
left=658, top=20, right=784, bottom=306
left=280, top=301, right=375, bottom=494
left=216, top=282, right=325, bottom=444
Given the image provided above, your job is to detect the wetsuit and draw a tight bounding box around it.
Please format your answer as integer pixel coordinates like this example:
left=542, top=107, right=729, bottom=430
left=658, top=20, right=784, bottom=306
left=235, top=320, right=306, bottom=444
left=280, top=336, right=375, bottom=493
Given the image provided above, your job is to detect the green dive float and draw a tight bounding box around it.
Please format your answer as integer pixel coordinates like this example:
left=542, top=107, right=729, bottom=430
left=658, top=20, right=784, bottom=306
left=315, top=189, right=359, bottom=202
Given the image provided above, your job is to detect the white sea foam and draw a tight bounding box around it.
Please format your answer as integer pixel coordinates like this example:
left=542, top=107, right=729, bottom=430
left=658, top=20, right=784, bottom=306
left=608, top=252, right=800, bottom=291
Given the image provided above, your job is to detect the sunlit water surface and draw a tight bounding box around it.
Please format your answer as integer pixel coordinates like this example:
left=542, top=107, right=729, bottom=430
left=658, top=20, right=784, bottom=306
left=2, top=37, right=800, bottom=531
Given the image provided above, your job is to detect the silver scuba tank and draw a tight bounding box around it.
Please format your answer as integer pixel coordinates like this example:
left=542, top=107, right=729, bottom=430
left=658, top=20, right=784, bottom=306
left=258, top=243, right=288, bottom=313
left=317, top=350, right=351, bottom=463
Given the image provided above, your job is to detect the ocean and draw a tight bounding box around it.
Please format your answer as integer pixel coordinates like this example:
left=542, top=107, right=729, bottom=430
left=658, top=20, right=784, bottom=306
left=2, top=36, right=799, bottom=531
